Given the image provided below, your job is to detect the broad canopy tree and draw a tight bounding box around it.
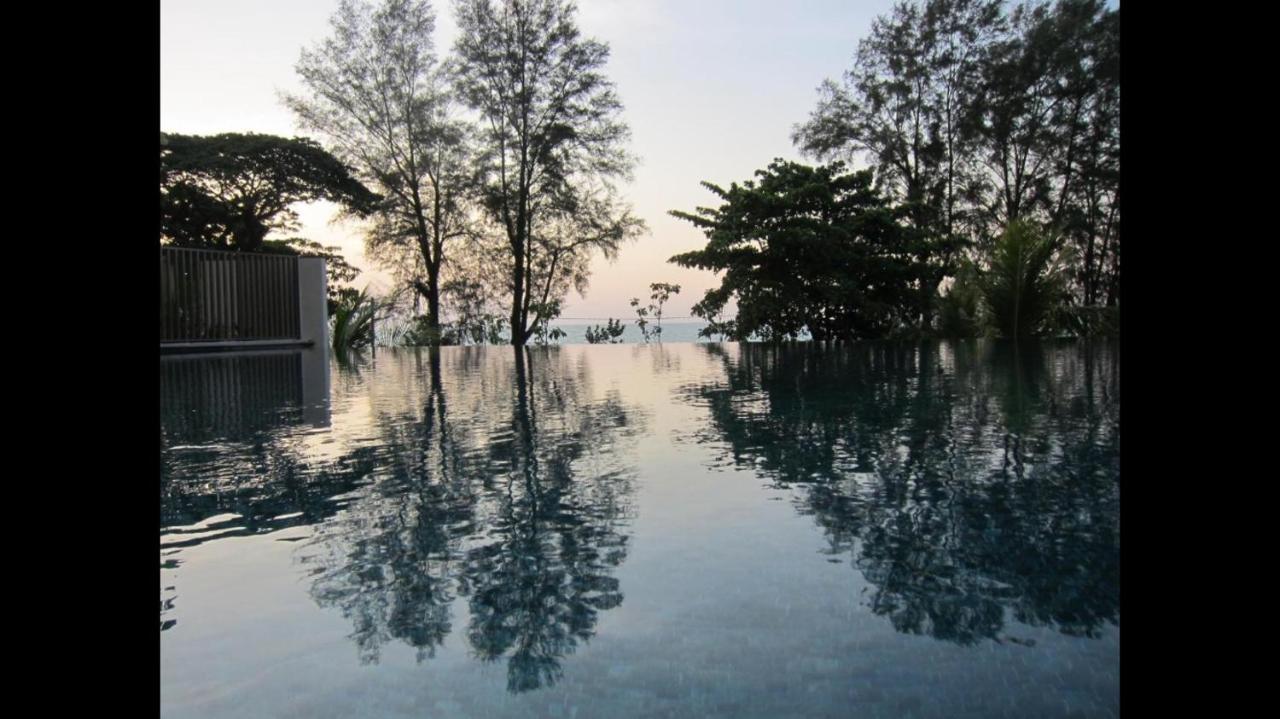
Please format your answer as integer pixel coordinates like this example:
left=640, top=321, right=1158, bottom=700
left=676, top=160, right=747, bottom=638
left=671, top=160, right=937, bottom=342
left=160, top=132, right=378, bottom=252
left=453, top=0, right=643, bottom=346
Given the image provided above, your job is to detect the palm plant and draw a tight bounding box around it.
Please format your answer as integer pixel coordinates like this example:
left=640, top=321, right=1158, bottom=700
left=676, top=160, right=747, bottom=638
left=980, top=221, right=1069, bottom=341
left=330, top=287, right=387, bottom=352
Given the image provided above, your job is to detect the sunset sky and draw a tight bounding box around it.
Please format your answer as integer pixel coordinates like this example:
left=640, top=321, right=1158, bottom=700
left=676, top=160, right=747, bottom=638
left=161, top=0, right=898, bottom=320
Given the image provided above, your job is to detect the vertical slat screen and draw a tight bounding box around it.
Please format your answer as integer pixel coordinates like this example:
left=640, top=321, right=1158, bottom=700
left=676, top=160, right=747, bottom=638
left=159, top=247, right=301, bottom=343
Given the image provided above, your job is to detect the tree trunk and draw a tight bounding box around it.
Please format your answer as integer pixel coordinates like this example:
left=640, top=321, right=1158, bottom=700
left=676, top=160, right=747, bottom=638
left=510, top=237, right=526, bottom=346
left=427, top=262, right=441, bottom=340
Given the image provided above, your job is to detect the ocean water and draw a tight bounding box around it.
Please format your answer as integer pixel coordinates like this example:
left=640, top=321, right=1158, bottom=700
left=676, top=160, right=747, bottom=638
left=161, top=339, right=1119, bottom=718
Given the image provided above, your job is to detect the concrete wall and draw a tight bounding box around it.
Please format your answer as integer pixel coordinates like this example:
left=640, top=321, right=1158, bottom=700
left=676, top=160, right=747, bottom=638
left=297, top=257, right=329, bottom=348
left=297, top=257, right=330, bottom=427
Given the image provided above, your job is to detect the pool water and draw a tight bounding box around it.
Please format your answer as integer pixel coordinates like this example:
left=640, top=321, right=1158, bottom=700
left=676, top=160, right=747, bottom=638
left=160, top=340, right=1119, bottom=718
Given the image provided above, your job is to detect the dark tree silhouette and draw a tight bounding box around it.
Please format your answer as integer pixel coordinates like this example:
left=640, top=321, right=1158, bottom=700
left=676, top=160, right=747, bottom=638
left=453, top=0, right=644, bottom=345
left=160, top=132, right=378, bottom=251
left=671, top=160, right=936, bottom=341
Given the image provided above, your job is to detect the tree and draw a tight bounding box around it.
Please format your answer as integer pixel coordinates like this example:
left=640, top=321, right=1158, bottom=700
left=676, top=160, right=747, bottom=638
left=794, top=0, right=1119, bottom=322
left=979, top=220, right=1068, bottom=340
left=160, top=132, right=378, bottom=251
left=671, top=160, right=933, bottom=342
left=629, top=283, right=680, bottom=343
left=261, top=238, right=361, bottom=316
left=453, top=0, right=644, bottom=345
left=1036, top=0, right=1119, bottom=308
left=286, top=0, right=475, bottom=344
left=793, top=0, right=1005, bottom=327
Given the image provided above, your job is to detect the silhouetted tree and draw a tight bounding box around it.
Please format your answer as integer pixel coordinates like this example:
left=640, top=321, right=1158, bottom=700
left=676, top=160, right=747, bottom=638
left=453, top=0, right=644, bottom=345
left=287, top=0, right=476, bottom=344
left=160, top=132, right=378, bottom=251
left=794, top=0, right=1119, bottom=321
left=671, top=160, right=935, bottom=341
left=794, top=0, right=1004, bottom=327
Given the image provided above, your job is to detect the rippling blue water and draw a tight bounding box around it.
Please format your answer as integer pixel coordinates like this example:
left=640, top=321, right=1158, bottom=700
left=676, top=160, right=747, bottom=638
left=161, top=340, right=1119, bottom=718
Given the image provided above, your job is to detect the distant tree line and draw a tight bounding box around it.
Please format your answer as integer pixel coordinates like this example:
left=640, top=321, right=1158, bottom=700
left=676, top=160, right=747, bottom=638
left=675, top=0, right=1118, bottom=342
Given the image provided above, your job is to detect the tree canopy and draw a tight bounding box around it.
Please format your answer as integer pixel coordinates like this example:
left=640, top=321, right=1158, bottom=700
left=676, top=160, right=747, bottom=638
left=159, top=132, right=379, bottom=251
left=671, top=160, right=935, bottom=342
left=793, top=0, right=1119, bottom=321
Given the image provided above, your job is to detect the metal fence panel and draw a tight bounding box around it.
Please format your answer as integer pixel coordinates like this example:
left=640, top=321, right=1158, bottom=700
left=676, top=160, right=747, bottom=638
left=160, top=247, right=301, bottom=342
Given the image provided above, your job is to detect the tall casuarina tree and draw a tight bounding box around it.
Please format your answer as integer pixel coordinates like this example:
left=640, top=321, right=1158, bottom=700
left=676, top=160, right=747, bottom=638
left=453, top=0, right=643, bottom=346
left=285, top=0, right=473, bottom=344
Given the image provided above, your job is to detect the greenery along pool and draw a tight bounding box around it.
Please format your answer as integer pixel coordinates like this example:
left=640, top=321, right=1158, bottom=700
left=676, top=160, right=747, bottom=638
left=160, top=340, right=1118, bottom=718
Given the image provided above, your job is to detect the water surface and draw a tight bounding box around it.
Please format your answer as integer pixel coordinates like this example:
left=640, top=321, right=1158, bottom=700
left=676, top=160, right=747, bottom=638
left=160, top=340, right=1119, bottom=718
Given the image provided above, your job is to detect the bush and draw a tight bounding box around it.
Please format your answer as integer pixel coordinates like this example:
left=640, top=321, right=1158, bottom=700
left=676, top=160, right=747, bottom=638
left=585, top=319, right=626, bottom=344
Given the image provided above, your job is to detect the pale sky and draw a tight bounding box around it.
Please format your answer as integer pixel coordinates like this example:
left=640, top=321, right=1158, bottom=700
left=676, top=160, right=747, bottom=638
left=161, top=0, right=896, bottom=320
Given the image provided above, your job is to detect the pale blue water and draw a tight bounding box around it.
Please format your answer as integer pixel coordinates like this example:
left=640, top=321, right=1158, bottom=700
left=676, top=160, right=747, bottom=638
left=161, top=340, right=1119, bottom=718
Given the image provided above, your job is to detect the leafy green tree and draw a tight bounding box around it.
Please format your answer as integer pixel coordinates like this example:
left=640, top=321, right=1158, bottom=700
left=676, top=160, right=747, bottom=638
left=286, top=0, right=475, bottom=344
left=979, top=220, right=1068, bottom=340
left=671, top=160, right=933, bottom=342
left=160, top=132, right=378, bottom=251
left=964, top=0, right=1118, bottom=273
left=794, top=0, right=1004, bottom=327
left=629, top=283, right=680, bottom=343
left=936, top=259, right=984, bottom=337
left=453, top=0, right=644, bottom=345
left=1039, top=0, right=1119, bottom=308
left=795, top=0, right=1119, bottom=323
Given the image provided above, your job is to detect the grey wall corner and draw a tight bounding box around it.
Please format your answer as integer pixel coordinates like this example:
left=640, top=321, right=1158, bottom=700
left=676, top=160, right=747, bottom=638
left=297, top=257, right=329, bottom=349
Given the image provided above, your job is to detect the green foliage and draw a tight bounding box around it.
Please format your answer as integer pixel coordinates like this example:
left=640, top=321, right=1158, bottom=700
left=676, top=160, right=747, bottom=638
left=671, top=160, right=934, bottom=342
left=794, top=0, right=1119, bottom=317
left=1049, top=303, right=1119, bottom=337
left=397, top=315, right=448, bottom=347
left=160, top=132, right=378, bottom=251
left=630, top=283, right=680, bottom=343
left=584, top=319, right=625, bottom=344
left=937, top=261, right=984, bottom=338
left=331, top=288, right=388, bottom=352
left=979, top=221, right=1068, bottom=341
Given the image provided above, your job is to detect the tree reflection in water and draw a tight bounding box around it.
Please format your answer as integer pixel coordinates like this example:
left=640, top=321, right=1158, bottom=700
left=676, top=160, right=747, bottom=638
left=301, top=347, right=640, bottom=692
left=682, top=340, right=1119, bottom=646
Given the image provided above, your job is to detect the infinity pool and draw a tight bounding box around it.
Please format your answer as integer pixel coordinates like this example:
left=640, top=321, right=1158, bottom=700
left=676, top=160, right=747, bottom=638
left=160, top=340, right=1119, bottom=718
